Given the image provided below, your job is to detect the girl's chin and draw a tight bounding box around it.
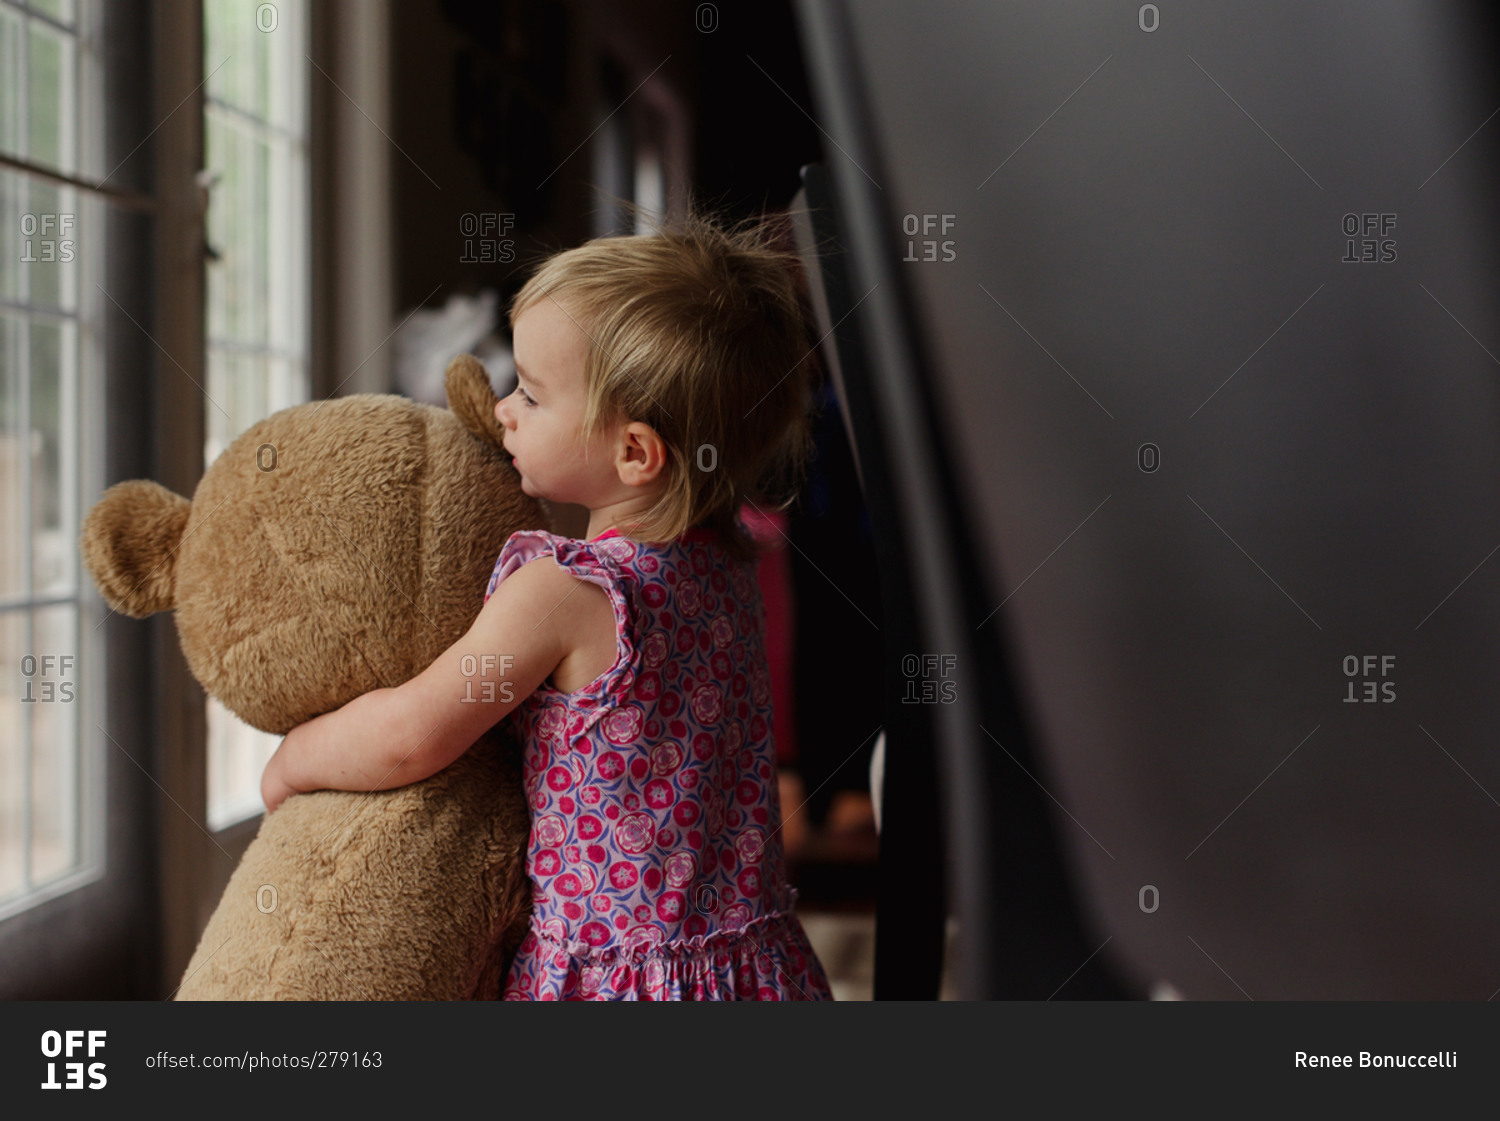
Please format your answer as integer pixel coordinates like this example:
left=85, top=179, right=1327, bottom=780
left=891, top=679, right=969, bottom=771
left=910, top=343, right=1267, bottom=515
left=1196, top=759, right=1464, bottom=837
left=517, top=476, right=555, bottom=503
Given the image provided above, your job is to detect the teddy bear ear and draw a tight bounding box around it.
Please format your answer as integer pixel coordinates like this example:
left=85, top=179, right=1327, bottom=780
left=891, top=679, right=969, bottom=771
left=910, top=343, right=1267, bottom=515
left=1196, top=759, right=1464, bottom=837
left=445, top=353, right=507, bottom=453
left=80, top=480, right=193, bottom=617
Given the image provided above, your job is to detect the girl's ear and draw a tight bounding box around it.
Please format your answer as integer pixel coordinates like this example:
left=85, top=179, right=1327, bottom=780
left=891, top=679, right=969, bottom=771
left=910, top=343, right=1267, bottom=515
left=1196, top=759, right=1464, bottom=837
left=445, top=354, right=508, bottom=453
left=619, top=421, right=668, bottom=486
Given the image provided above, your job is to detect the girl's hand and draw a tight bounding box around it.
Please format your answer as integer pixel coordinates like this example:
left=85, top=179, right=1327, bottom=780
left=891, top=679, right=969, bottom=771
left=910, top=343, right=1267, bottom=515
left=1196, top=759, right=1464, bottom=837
left=260, top=742, right=300, bottom=814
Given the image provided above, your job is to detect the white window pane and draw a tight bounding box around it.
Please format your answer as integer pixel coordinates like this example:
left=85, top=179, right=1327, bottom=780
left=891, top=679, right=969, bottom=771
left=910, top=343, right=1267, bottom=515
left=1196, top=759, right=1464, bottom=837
left=29, top=602, right=79, bottom=882
left=27, top=19, right=74, bottom=174
left=205, top=109, right=271, bottom=345
left=29, top=315, right=75, bottom=597
left=0, top=11, right=20, bottom=162
left=0, top=170, right=21, bottom=303
left=266, top=1, right=308, bottom=138
left=203, top=346, right=228, bottom=466
left=266, top=138, right=308, bottom=353
left=203, top=111, right=230, bottom=340
left=205, top=0, right=271, bottom=119
left=202, top=0, right=236, bottom=98
left=0, top=310, right=25, bottom=601
left=23, top=180, right=79, bottom=311
left=0, top=610, right=24, bottom=901
left=206, top=698, right=279, bottom=832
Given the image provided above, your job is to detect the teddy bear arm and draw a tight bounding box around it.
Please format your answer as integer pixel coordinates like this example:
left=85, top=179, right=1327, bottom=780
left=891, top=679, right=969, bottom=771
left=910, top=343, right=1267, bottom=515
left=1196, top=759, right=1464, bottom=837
left=175, top=730, right=532, bottom=1001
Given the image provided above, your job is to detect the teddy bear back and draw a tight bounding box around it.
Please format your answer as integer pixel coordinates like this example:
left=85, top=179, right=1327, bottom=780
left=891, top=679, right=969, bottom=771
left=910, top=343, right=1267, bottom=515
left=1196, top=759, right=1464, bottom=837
left=173, top=391, right=543, bottom=734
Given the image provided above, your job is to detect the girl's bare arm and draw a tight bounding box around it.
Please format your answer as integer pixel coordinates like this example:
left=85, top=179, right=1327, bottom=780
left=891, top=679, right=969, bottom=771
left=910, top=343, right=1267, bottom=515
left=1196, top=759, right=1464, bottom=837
left=260, top=556, right=598, bottom=811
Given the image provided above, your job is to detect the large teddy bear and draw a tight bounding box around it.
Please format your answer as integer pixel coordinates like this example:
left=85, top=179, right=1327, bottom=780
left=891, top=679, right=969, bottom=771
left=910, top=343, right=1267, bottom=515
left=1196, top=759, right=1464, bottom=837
left=81, top=356, right=543, bottom=999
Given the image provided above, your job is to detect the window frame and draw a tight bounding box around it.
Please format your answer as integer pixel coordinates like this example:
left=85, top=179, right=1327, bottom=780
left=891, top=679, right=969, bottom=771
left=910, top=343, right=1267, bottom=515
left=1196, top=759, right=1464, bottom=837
left=0, top=0, right=162, bottom=999
left=0, top=0, right=92, bottom=916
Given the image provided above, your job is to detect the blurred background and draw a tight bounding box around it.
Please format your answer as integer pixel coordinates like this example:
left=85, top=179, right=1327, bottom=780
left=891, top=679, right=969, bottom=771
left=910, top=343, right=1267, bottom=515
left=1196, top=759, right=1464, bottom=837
left=0, top=0, right=884, bottom=999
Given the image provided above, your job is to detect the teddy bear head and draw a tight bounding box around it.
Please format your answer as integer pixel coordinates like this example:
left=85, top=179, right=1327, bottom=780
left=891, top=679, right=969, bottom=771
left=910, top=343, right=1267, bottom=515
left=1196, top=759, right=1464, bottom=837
left=80, top=355, right=545, bottom=733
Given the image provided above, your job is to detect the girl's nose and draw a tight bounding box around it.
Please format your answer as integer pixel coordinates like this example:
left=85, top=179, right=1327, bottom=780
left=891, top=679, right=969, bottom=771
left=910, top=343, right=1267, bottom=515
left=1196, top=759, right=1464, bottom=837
left=495, top=396, right=513, bottom=428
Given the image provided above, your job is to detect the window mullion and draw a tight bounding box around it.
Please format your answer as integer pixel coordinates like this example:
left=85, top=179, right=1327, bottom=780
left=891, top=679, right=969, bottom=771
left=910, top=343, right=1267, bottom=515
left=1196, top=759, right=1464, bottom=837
left=18, top=293, right=32, bottom=893
left=18, top=6, right=31, bottom=895
left=17, top=5, right=29, bottom=169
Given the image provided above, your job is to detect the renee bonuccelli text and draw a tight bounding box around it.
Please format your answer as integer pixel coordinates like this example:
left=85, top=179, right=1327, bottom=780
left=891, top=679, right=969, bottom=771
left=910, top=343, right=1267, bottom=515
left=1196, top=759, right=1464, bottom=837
left=1295, top=1052, right=1456, bottom=1070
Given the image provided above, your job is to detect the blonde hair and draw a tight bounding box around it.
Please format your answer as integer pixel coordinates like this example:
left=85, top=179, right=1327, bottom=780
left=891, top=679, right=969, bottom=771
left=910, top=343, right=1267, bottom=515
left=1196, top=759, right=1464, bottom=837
left=508, top=205, right=821, bottom=563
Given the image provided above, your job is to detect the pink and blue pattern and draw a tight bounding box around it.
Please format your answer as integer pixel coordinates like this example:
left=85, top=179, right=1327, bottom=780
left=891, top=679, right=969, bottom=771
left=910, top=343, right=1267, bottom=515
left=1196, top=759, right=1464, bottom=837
left=485, top=523, right=832, bottom=1000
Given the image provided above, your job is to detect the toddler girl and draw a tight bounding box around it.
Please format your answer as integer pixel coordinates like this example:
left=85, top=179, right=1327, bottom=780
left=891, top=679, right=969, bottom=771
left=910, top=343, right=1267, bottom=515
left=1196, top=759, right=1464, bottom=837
left=260, top=210, right=834, bottom=1000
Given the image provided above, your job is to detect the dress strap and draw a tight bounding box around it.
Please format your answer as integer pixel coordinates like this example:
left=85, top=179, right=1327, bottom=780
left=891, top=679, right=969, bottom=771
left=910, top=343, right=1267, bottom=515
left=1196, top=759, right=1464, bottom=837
left=487, top=530, right=639, bottom=721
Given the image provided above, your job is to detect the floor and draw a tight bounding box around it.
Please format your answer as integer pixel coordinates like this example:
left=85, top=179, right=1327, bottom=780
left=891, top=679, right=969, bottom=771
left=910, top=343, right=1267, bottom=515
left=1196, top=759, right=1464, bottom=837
left=780, top=775, right=882, bottom=1001
left=800, top=910, right=876, bottom=1001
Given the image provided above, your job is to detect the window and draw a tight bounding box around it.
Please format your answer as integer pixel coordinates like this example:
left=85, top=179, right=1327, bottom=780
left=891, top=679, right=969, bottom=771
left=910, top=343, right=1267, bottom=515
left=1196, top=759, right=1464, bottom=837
left=201, top=0, right=310, bottom=830
left=633, top=135, right=663, bottom=234
left=0, top=0, right=105, bottom=919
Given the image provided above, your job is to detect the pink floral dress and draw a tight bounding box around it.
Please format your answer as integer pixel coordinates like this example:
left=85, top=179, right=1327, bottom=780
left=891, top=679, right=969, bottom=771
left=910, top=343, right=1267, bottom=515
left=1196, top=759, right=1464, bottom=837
left=485, top=523, right=833, bottom=1000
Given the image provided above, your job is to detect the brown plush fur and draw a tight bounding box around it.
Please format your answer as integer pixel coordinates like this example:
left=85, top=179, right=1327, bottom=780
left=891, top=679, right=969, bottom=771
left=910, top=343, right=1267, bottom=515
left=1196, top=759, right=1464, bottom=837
left=81, top=356, right=544, bottom=999
left=80, top=480, right=191, bottom=617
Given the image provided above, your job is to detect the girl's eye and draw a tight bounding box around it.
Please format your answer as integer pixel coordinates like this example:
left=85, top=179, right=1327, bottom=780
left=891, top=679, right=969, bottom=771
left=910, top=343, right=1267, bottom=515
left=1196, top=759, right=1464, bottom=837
left=515, top=386, right=536, bottom=407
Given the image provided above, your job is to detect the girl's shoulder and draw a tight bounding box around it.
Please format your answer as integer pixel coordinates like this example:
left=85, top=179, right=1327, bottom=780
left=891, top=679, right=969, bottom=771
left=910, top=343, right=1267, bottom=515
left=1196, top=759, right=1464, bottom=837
left=487, top=529, right=632, bottom=608
left=499, top=527, right=607, bottom=563
left=490, top=522, right=755, bottom=601
left=515, top=524, right=745, bottom=565
left=495, top=528, right=645, bottom=573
